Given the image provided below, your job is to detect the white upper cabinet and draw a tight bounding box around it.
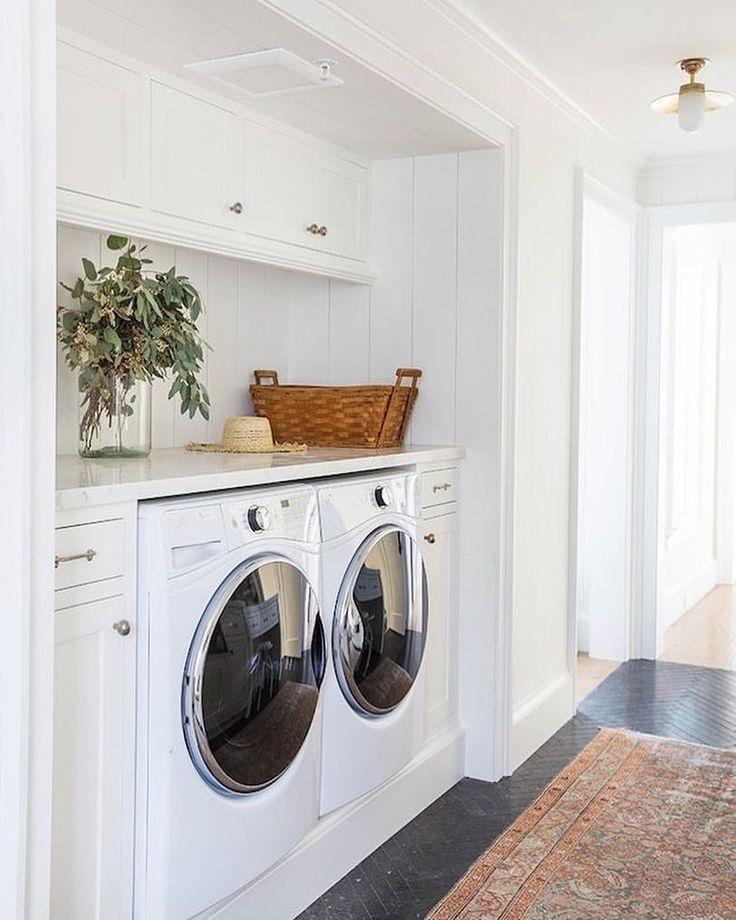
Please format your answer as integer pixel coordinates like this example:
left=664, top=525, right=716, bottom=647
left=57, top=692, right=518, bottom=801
left=312, top=154, right=369, bottom=260
left=57, top=34, right=373, bottom=282
left=57, top=42, right=143, bottom=206
left=150, top=83, right=242, bottom=229
left=242, top=121, right=315, bottom=247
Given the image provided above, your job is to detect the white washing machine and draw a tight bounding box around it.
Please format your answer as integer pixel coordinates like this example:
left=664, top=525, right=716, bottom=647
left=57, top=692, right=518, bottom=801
left=136, top=485, right=325, bottom=920
left=318, top=472, right=429, bottom=815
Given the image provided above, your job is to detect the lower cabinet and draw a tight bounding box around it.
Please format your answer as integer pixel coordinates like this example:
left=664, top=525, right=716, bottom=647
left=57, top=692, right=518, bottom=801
left=51, top=593, right=135, bottom=920
left=421, top=510, right=459, bottom=739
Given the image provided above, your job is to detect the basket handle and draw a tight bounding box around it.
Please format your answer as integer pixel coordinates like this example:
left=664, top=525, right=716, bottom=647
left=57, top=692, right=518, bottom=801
left=376, top=368, right=422, bottom=448
left=253, top=369, right=279, bottom=386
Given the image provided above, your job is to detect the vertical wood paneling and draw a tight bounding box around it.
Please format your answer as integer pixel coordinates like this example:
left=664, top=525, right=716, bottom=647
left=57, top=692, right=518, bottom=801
left=328, top=281, right=370, bottom=383
left=57, top=151, right=499, bottom=455
left=411, top=154, right=458, bottom=445
left=205, top=255, right=241, bottom=436
left=287, top=274, right=330, bottom=383
left=369, top=158, right=414, bottom=383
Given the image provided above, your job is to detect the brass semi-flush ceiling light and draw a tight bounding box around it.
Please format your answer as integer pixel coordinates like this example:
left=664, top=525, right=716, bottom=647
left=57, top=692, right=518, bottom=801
left=651, top=58, right=734, bottom=132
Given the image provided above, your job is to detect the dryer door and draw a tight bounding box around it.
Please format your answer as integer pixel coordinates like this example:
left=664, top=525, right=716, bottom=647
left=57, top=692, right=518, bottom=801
left=183, top=555, right=324, bottom=795
left=334, top=526, right=427, bottom=716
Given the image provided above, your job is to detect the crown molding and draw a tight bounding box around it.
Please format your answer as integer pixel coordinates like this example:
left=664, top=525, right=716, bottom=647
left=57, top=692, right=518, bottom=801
left=640, top=151, right=736, bottom=175
left=420, top=0, right=644, bottom=165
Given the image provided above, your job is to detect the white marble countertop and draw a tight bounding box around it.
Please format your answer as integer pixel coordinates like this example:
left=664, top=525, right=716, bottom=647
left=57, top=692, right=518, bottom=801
left=56, top=445, right=464, bottom=511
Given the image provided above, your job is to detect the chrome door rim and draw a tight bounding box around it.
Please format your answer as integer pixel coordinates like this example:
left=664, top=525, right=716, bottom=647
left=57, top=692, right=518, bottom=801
left=332, top=525, right=427, bottom=718
left=182, top=553, right=320, bottom=796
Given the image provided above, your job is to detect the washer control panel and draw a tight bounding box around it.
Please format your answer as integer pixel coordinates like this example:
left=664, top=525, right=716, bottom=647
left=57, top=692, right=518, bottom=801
left=227, top=488, right=319, bottom=547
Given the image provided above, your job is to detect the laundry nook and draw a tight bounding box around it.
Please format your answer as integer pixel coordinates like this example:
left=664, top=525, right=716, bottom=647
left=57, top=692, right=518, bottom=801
left=11, top=2, right=736, bottom=920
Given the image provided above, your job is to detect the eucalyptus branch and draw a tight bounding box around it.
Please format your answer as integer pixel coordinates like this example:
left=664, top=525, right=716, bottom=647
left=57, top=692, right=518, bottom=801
left=58, top=235, right=210, bottom=451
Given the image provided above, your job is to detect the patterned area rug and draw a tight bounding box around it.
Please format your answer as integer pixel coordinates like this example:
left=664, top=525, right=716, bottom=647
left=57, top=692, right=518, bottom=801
left=426, top=728, right=736, bottom=919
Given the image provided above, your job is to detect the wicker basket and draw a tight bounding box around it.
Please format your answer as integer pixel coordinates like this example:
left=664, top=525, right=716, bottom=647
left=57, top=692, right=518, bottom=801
left=249, top=368, right=421, bottom=449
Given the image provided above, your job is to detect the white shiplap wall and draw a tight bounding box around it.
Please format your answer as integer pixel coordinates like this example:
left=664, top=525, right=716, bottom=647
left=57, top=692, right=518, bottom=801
left=57, top=149, right=500, bottom=457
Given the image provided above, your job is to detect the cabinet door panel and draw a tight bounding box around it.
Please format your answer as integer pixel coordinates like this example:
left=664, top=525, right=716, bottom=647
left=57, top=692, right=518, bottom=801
left=51, top=595, right=135, bottom=920
left=242, top=121, right=314, bottom=246
left=313, top=155, right=369, bottom=260
left=57, top=42, right=143, bottom=206
left=151, top=82, right=241, bottom=228
left=421, top=513, right=458, bottom=739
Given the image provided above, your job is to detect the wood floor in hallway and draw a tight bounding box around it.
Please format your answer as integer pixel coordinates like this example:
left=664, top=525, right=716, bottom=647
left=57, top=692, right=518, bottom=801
left=661, top=585, right=736, bottom=670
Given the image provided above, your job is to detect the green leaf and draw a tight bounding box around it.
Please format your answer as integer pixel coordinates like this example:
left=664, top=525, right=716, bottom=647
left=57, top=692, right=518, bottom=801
left=103, top=327, right=122, bottom=349
left=72, top=278, right=84, bottom=299
left=107, top=235, right=129, bottom=250
left=82, top=258, right=97, bottom=281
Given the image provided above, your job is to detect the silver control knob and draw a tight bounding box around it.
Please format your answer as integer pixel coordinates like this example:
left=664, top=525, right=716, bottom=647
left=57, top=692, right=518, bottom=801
left=374, top=485, right=391, bottom=509
left=247, top=505, right=271, bottom=532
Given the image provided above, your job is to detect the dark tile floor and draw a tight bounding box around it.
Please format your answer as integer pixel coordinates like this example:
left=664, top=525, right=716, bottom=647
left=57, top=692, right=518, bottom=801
left=298, top=659, right=736, bottom=920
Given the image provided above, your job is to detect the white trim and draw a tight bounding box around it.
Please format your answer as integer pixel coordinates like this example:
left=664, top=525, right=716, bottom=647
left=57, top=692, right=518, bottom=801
left=640, top=152, right=736, bottom=176
left=569, top=171, right=640, bottom=692
left=258, top=0, right=513, bottom=147
left=494, top=133, right=519, bottom=777
left=199, top=725, right=464, bottom=920
left=0, top=0, right=56, bottom=917
left=418, top=0, right=643, bottom=163
left=638, top=200, right=736, bottom=658
left=57, top=192, right=377, bottom=286
left=511, top=672, right=572, bottom=769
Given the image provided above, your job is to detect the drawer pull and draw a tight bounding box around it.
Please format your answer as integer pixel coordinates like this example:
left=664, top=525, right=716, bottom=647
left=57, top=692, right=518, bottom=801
left=55, top=548, right=97, bottom=569
left=424, top=533, right=436, bottom=544
left=318, top=225, right=328, bottom=237
left=306, top=223, right=320, bottom=235
left=112, top=620, right=131, bottom=637
left=432, top=482, right=452, bottom=493
left=229, top=201, right=244, bottom=214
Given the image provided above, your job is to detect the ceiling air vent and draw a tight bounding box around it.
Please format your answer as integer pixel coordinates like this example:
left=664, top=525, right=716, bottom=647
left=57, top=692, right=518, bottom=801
left=184, top=48, right=342, bottom=97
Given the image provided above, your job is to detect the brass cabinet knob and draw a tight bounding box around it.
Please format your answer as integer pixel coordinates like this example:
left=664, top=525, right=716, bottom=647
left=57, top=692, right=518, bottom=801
left=318, top=225, right=328, bottom=236
left=112, top=619, right=131, bottom=637
left=306, top=223, right=320, bottom=234
left=229, top=201, right=244, bottom=214
left=424, top=533, right=436, bottom=544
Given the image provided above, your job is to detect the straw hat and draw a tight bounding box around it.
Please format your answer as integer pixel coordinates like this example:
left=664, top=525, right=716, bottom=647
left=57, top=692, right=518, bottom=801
left=186, top=416, right=306, bottom=453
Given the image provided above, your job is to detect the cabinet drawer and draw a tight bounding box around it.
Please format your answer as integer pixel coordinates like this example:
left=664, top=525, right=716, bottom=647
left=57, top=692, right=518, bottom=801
left=55, top=519, right=125, bottom=590
left=421, top=468, right=459, bottom=509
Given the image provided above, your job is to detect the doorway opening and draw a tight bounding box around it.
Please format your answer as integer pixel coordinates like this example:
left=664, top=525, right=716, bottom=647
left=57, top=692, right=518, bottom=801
left=655, top=222, right=736, bottom=671
left=573, top=179, right=638, bottom=704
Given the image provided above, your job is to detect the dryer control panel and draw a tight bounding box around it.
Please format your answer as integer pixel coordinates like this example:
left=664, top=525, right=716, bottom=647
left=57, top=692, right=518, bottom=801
left=318, top=473, right=418, bottom=542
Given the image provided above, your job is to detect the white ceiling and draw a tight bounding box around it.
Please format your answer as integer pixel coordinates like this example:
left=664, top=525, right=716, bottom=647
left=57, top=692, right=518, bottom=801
left=57, top=0, right=492, bottom=159
left=452, top=0, right=736, bottom=160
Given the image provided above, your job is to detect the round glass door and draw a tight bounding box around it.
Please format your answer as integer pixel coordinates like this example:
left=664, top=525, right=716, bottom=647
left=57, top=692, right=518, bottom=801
left=183, top=556, right=324, bottom=795
left=334, top=527, right=427, bottom=716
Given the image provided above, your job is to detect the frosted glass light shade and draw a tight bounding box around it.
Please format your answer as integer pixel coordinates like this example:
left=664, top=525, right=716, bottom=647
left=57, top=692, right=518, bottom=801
left=678, top=85, right=706, bottom=132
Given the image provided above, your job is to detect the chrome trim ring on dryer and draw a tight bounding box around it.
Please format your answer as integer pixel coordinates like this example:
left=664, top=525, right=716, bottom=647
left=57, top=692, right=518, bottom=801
left=182, top=553, right=324, bottom=796
left=332, top=526, right=427, bottom=718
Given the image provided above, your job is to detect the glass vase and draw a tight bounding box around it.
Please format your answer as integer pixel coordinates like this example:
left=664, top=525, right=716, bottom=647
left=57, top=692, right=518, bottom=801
left=78, top=372, right=152, bottom=458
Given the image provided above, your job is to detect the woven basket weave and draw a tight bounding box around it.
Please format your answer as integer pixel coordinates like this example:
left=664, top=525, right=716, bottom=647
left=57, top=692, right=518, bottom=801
left=249, top=368, right=421, bottom=449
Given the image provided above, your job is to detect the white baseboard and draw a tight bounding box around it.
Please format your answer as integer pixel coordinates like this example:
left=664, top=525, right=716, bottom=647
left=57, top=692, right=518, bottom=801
left=511, top=672, right=573, bottom=770
left=201, top=724, right=465, bottom=920
left=660, top=561, right=717, bottom=633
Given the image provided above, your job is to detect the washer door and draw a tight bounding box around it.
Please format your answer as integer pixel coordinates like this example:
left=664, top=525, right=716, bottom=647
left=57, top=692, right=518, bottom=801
left=183, top=555, right=324, bottom=795
left=334, top=526, right=427, bottom=716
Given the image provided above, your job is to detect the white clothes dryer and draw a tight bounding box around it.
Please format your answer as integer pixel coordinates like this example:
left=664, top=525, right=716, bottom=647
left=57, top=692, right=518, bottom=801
left=317, top=472, right=428, bottom=816
left=136, top=485, right=324, bottom=920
